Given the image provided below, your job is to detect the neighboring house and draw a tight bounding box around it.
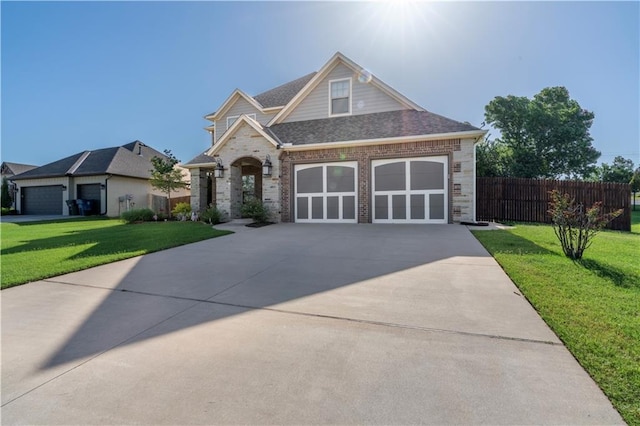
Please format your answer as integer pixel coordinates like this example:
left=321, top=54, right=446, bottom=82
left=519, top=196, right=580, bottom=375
left=11, top=141, right=189, bottom=216
left=185, top=52, right=487, bottom=224
left=1, top=162, right=38, bottom=209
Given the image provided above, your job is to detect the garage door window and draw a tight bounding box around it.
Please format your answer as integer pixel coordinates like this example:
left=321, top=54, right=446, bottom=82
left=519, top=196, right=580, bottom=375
left=295, top=162, right=357, bottom=223
left=373, top=157, right=447, bottom=223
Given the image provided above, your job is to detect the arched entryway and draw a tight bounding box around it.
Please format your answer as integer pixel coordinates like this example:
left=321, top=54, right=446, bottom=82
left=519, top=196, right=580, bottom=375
left=229, top=157, right=263, bottom=218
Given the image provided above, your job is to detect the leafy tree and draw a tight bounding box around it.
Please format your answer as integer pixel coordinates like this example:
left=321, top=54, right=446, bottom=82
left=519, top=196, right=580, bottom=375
left=476, top=140, right=511, bottom=177
left=600, top=156, right=635, bottom=183
left=149, top=150, right=187, bottom=216
left=1, top=177, right=12, bottom=209
left=483, top=87, right=600, bottom=179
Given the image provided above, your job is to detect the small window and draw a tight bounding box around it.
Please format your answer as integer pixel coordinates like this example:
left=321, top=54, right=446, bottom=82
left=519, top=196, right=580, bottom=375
left=227, top=114, right=256, bottom=130
left=330, top=79, right=350, bottom=116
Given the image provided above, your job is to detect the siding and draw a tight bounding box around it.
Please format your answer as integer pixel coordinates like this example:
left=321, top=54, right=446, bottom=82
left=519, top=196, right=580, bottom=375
left=214, top=97, right=276, bottom=142
left=283, top=63, right=407, bottom=123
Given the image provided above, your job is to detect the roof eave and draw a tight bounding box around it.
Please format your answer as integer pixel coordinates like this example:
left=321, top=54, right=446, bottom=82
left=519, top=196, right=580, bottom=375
left=281, top=130, right=487, bottom=151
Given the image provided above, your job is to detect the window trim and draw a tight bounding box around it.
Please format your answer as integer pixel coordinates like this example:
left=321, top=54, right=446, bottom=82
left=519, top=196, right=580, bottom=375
left=226, top=113, right=257, bottom=130
left=328, top=78, right=352, bottom=117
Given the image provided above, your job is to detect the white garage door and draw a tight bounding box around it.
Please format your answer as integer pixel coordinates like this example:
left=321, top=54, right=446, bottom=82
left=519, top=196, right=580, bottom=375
left=372, top=156, right=447, bottom=224
left=295, top=162, right=358, bottom=223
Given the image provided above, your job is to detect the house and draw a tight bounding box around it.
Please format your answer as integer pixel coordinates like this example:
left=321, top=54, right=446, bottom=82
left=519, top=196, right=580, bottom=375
left=11, top=141, right=189, bottom=216
left=184, top=52, right=486, bottom=224
left=1, top=162, right=38, bottom=209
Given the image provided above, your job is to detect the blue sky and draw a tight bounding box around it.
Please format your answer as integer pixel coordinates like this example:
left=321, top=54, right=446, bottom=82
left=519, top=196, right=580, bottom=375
left=2, top=1, right=638, bottom=169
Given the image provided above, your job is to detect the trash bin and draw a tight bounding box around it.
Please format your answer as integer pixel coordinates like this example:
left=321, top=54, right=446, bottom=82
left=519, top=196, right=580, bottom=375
left=76, top=199, right=88, bottom=216
left=66, top=200, right=79, bottom=215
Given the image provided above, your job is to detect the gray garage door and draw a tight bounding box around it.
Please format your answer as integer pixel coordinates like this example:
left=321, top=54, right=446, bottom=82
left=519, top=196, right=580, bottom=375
left=77, top=184, right=101, bottom=213
left=372, top=156, right=448, bottom=224
left=22, top=186, right=63, bottom=215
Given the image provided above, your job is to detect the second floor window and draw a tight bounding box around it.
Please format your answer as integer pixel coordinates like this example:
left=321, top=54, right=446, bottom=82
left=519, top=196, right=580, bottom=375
left=330, top=79, right=350, bottom=115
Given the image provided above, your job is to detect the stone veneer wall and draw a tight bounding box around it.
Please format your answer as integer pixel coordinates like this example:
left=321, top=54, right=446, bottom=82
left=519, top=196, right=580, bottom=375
left=211, top=123, right=281, bottom=220
left=280, top=138, right=477, bottom=223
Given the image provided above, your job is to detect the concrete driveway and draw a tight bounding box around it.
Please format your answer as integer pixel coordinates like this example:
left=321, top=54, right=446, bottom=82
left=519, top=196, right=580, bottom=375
left=1, top=223, right=622, bottom=424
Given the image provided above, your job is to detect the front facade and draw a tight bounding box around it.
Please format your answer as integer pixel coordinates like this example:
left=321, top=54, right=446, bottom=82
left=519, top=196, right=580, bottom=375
left=11, top=141, right=189, bottom=217
left=185, top=52, right=485, bottom=223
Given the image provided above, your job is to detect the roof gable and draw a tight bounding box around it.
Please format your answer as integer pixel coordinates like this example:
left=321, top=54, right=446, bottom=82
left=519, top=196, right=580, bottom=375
left=1, top=162, right=38, bottom=176
left=205, top=115, right=280, bottom=157
left=204, top=89, right=266, bottom=121
left=269, top=52, right=425, bottom=125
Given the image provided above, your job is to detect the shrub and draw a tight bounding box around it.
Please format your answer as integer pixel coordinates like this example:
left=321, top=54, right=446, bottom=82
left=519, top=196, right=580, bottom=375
left=200, top=204, right=225, bottom=225
left=548, top=190, right=622, bottom=260
left=240, top=199, right=271, bottom=224
left=121, top=208, right=155, bottom=224
left=171, top=202, right=192, bottom=221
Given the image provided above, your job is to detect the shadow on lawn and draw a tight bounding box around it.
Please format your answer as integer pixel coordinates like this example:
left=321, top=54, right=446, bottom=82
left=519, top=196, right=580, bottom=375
left=475, top=229, right=559, bottom=257
left=2, top=221, right=227, bottom=261
left=577, top=258, right=638, bottom=289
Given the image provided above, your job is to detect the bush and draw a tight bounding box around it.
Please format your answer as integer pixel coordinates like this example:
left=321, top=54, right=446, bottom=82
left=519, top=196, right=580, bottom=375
left=200, top=205, right=226, bottom=225
left=121, top=208, right=155, bottom=224
left=240, top=199, right=271, bottom=224
left=171, top=202, right=192, bottom=221
left=548, top=190, right=622, bottom=260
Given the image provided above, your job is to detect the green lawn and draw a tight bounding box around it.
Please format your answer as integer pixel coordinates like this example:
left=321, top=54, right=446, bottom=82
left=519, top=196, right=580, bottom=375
left=1, top=218, right=232, bottom=289
left=473, top=221, right=640, bottom=425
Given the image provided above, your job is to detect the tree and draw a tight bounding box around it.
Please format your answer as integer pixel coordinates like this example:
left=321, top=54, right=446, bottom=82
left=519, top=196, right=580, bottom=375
left=476, top=140, right=511, bottom=177
left=600, top=156, right=634, bottom=183
left=1, top=177, right=12, bottom=209
left=149, top=150, right=187, bottom=216
left=548, top=190, right=622, bottom=260
left=483, top=87, right=600, bottom=179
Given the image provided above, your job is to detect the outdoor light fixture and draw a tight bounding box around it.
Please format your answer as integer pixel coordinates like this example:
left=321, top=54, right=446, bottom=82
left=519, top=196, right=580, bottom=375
left=100, top=184, right=106, bottom=190
left=61, top=185, right=67, bottom=191
left=262, top=154, right=273, bottom=176
left=214, top=157, right=224, bottom=178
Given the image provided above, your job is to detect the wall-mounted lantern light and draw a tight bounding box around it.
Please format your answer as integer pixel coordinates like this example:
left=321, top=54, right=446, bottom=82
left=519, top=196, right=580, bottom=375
left=214, top=157, right=224, bottom=179
left=100, top=184, right=106, bottom=190
left=61, top=185, right=67, bottom=191
left=262, top=154, right=273, bottom=176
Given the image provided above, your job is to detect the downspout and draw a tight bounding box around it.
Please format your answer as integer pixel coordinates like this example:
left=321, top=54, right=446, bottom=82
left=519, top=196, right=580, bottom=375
left=101, top=174, right=112, bottom=215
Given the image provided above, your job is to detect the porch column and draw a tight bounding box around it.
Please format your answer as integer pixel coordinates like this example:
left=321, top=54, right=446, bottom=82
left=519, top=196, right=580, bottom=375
left=190, top=168, right=208, bottom=213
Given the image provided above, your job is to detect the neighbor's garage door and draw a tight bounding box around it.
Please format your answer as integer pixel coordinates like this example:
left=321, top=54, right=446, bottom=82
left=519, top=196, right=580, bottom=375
left=295, top=162, right=357, bottom=223
left=77, top=184, right=101, bottom=213
left=372, top=156, right=447, bottom=224
left=21, top=185, right=63, bottom=215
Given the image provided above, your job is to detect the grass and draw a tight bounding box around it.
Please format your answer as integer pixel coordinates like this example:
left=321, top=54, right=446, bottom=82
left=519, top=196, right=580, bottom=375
left=472, top=220, right=640, bottom=425
left=632, top=210, right=640, bottom=234
left=1, top=217, right=232, bottom=289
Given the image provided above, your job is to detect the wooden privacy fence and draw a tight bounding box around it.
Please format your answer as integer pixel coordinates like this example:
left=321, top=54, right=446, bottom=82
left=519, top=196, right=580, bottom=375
left=476, top=178, right=631, bottom=231
left=149, top=195, right=191, bottom=213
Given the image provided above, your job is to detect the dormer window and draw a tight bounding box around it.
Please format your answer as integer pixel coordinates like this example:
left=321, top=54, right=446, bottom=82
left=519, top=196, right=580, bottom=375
left=329, top=78, right=351, bottom=116
left=227, top=113, right=257, bottom=130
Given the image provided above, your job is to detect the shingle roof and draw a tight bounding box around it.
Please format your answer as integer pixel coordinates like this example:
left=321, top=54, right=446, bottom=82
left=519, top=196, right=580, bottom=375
left=184, top=153, right=217, bottom=166
left=253, top=72, right=317, bottom=108
left=11, top=141, right=168, bottom=180
left=269, top=110, right=481, bottom=145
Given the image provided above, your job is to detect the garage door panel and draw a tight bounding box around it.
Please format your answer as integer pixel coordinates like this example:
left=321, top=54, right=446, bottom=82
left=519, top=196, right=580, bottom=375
left=373, top=156, right=447, bottom=224
left=375, top=162, right=406, bottom=191
left=410, top=194, right=425, bottom=219
left=295, top=162, right=358, bottom=223
left=297, top=167, right=323, bottom=193
left=430, top=194, right=445, bottom=220
left=410, top=161, right=444, bottom=190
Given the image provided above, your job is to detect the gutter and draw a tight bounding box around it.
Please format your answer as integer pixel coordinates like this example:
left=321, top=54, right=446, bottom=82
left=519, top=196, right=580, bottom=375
left=101, top=174, right=112, bottom=215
